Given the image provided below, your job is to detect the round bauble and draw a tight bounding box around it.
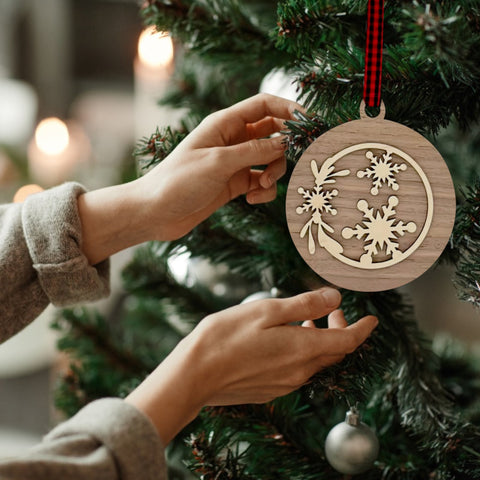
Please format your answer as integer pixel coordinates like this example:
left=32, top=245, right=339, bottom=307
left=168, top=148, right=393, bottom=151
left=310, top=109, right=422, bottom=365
left=286, top=103, right=456, bottom=291
left=325, top=408, right=379, bottom=475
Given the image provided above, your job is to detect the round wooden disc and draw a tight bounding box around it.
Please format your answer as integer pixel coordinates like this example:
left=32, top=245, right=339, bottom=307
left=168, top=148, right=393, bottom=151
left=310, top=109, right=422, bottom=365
left=286, top=109, right=456, bottom=291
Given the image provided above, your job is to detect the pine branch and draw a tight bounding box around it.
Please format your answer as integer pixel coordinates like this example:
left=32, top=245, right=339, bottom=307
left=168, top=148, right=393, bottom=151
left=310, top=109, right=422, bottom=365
left=52, top=308, right=151, bottom=416
left=53, top=309, right=150, bottom=375
left=188, top=427, right=256, bottom=480
left=141, top=0, right=286, bottom=71
left=450, top=179, right=480, bottom=308
left=402, top=2, right=480, bottom=88
left=162, top=52, right=267, bottom=120
left=432, top=122, right=480, bottom=196
left=133, top=125, right=188, bottom=171
left=275, top=2, right=480, bottom=133
left=307, top=290, right=409, bottom=403
left=290, top=40, right=480, bottom=134
left=283, top=110, right=331, bottom=162
left=275, top=0, right=367, bottom=55
left=341, top=291, right=480, bottom=477
left=188, top=397, right=341, bottom=480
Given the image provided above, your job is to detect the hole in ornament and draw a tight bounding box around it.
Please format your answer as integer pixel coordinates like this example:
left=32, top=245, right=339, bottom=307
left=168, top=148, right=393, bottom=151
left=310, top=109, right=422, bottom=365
left=359, top=100, right=386, bottom=120
left=364, top=105, right=380, bottom=118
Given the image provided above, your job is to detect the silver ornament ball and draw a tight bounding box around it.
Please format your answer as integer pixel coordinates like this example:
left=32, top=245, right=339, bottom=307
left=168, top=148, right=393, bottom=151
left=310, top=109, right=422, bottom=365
left=325, top=408, right=379, bottom=475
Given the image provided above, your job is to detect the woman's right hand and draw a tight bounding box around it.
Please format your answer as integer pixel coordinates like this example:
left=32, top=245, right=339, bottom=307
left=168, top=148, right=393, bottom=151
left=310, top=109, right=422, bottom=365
left=187, top=288, right=377, bottom=405
left=125, top=288, right=378, bottom=445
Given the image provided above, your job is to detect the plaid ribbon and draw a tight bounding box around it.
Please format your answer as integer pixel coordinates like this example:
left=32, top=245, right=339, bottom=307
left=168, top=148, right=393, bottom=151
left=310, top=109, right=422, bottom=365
left=363, top=0, right=384, bottom=108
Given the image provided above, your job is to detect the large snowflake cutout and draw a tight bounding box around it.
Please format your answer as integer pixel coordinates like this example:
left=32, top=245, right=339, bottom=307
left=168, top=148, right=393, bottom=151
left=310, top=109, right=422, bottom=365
left=357, top=150, right=407, bottom=195
left=342, top=196, right=417, bottom=266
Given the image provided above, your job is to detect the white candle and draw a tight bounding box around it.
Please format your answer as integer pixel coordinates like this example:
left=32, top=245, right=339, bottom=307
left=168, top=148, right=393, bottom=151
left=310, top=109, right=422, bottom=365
left=134, top=26, right=176, bottom=139
left=28, top=117, right=90, bottom=187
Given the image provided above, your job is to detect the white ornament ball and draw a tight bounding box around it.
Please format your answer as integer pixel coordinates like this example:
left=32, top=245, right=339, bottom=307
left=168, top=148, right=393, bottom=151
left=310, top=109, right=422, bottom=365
left=325, top=408, right=379, bottom=475
left=259, top=68, right=298, bottom=102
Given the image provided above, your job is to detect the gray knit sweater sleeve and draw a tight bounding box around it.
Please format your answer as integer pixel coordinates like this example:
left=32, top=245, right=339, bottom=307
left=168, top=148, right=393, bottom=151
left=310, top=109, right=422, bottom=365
left=0, top=182, right=109, bottom=343
left=0, top=183, right=167, bottom=480
left=0, top=398, right=167, bottom=480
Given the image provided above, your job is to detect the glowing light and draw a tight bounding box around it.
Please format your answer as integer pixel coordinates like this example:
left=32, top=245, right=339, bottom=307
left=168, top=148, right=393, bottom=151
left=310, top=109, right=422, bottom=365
left=35, top=118, right=69, bottom=155
left=138, top=26, right=174, bottom=68
left=13, top=184, right=44, bottom=203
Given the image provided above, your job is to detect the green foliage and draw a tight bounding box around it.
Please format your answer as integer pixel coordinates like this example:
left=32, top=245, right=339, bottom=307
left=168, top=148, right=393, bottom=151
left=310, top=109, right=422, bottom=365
left=275, top=1, right=480, bottom=132
left=162, top=52, right=266, bottom=121
left=141, top=0, right=286, bottom=78
left=51, top=308, right=149, bottom=416
left=134, top=125, right=188, bottom=171
left=450, top=181, right=480, bottom=308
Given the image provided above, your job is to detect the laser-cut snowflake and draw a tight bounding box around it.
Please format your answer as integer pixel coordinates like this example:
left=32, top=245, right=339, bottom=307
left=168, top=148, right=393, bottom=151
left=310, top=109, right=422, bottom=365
left=342, top=196, right=417, bottom=265
left=296, top=185, right=338, bottom=217
left=357, top=150, right=407, bottom=195
left=297, top=158, right=350, bottom=254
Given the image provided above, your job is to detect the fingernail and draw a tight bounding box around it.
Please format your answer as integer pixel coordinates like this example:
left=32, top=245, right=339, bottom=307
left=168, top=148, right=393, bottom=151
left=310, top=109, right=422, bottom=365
left=260, top=174, right=273, bottom=188
left=321, top=288, right=341, bottom=308
left=274, top=135, right=288, bottom=150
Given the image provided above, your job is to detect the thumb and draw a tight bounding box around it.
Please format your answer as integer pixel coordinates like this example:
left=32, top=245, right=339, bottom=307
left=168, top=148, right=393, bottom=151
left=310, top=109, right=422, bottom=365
left=222, top=135, right=287, bottom=172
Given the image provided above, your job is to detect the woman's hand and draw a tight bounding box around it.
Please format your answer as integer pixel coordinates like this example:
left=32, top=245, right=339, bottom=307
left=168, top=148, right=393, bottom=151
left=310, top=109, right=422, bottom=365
left=136, top=93, right=303, bottom=241
left=125, top=288, right=378, bottom=445
left=77, top=94, right=302, bottom=265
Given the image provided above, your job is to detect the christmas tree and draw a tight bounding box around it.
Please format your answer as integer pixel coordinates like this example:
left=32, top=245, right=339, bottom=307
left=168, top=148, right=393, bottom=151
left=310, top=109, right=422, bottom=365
left=53, top=1, right=480, bottom=478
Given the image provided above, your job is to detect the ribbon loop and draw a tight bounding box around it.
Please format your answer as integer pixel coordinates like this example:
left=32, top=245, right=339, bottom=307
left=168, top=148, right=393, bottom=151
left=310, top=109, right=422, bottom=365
left=363, top=0, right=384, bottom=108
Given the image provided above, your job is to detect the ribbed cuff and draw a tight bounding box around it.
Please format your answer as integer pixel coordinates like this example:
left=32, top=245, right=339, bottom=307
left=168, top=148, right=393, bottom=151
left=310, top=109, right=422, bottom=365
left=22, top=182, right=110, bottom=306
left=46, top=398, right=167, bottom=480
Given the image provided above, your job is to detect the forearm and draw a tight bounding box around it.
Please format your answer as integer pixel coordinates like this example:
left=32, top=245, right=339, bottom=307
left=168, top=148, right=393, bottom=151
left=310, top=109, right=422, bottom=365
left=77, top=180, right=152, bottom=265
left=125, top=337, right=206, bottom=445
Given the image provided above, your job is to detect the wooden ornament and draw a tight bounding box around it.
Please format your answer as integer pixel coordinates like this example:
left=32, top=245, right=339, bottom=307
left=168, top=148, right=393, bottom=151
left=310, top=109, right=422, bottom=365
left=286, top=102, right=456, bottom=292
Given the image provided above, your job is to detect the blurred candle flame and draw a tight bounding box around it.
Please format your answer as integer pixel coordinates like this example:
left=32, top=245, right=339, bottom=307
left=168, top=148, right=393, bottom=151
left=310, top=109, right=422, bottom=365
left=138, top=26, right=174, bottom=68
left=13, top=184, right=44, bottom=203
left=35, top=117, right=69, bottom=155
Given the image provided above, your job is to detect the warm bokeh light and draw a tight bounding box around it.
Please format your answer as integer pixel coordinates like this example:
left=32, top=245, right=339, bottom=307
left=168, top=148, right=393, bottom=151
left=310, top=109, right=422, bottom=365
left=35, top=117, right=69, bottom=155
left=13, top=184, right=44, bottom=203
left=138, top=26, right=174, bottom=68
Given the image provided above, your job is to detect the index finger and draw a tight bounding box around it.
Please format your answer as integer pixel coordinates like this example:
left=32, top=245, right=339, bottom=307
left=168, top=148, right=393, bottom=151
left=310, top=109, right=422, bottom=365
left=262, top=289, right=342, bottom=327
left=225, top=93, right=305, bottom=125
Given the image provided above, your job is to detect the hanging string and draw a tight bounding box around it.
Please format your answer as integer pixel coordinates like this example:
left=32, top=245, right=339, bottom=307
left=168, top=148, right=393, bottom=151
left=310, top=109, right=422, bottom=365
left=363, top=0, right=385, bottom=108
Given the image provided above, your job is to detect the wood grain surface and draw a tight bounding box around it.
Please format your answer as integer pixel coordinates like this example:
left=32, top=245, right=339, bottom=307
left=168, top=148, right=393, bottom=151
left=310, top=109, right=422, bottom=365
left=286, top=110, right=456, bottom=291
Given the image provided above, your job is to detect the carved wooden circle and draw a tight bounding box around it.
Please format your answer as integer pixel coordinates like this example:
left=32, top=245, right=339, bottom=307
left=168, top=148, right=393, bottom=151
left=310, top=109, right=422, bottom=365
left=286, top=112, right=456, bottom=292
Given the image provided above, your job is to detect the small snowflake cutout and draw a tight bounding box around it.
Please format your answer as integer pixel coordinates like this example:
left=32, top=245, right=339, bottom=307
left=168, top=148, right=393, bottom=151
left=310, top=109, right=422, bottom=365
left=296, top=159, right=349, bottom=255
left=357, top=150, right=407, bottom=195
left=296, top=185, right=338, bottom=217
left=296, top=185, right=339, bottom=254
left=342, top=196, right=417, bottom=266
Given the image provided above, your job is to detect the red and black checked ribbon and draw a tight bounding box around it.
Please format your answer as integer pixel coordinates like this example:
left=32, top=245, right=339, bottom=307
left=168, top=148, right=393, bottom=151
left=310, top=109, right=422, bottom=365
left=363, top=0, right=385, bottom=108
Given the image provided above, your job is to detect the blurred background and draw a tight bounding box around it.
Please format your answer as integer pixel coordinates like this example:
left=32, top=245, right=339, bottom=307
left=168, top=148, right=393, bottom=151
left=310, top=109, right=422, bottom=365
left=0, top=0, right=182, bottom=456
left=0, top=0, right=479, bottom=460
